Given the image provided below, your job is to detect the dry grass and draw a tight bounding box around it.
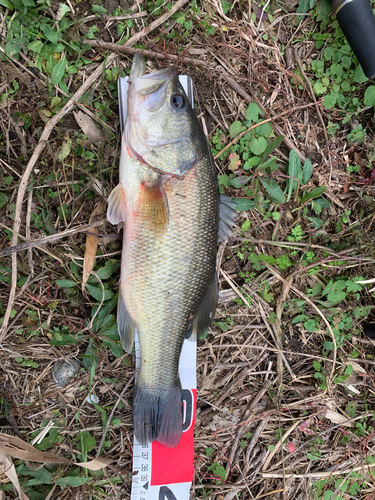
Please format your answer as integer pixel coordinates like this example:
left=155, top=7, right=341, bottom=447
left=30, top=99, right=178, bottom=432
left=1, top=0, right=375, bottom=499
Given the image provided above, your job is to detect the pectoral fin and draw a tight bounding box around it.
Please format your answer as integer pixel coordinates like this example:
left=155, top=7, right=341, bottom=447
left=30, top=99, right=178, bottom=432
left=117, top=287, right=135, bottom=354
left=186, top=274, right=218, bottom=341
left=219, top=194, right=238, bottom=242
left=107, top=183, right=127, bottom=225
left=140, top=178, right=169, bottom=233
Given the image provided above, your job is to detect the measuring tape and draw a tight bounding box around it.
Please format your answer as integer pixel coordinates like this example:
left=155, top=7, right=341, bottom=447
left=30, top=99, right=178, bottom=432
left=131, top=335, right=196, bottom=500
left=117, top=74, right=197, bottom=500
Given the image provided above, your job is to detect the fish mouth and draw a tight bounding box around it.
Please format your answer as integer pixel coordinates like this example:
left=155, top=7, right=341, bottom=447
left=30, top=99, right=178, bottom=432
left=130, top=54, right=175, bottom=93
left=130, top=53, right=146, bottom=80
left=131, top=146, right=198, bottom=180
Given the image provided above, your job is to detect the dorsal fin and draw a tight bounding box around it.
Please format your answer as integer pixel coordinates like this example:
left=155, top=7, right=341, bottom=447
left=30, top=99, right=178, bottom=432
left=219, top=194, right=237, bottom=242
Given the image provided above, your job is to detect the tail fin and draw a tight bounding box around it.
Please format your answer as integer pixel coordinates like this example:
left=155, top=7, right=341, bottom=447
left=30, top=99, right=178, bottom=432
left=133, top=384, right=183, bottom=448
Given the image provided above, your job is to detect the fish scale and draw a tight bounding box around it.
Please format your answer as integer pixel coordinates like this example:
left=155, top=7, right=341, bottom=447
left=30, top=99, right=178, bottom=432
left=125, top=159, right=218, bottom=391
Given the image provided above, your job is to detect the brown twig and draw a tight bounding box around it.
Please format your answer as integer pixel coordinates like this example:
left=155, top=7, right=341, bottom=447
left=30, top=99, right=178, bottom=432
left=84, top=40, right=213, bottom=68
left=0, top=221, right=105, bottom=258
left=25, top=190, right=33, bottom=275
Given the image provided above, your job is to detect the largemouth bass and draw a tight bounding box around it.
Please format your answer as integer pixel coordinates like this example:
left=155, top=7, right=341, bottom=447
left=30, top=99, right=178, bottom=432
left=107, top=54, right=234, bottom=447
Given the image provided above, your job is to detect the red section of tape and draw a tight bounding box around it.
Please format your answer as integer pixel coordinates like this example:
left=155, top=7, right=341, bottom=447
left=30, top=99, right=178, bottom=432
left=151, top=389, right=196, bottom=486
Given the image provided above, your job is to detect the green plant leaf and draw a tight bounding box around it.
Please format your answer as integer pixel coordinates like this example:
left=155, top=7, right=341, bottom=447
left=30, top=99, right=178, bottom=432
left=78, top=430, right=97, bottom=452
left=208, top=462, right=226, bottom=481
left=51, top=56, right=66, bottom=85
left=102, top=338, right=123, bottom=358
left=302, top=158, right=313, bottom=184
left=95, top=260, right=115, bottom=280
left=353, top=64, right=368, bottom=83
left=313, top=81, right=326, bottom=95
left=346, top=280, right=362, bottom=293
left=306, top=216, right=323, bottom=229
left=261, top=135, right=284, bottom=160
left=301, top=186, right=326, bottom=204
left=56, top=279, right=77, bottom=288
left=23, top=467, right=53, bottom=486
left=5, top=40, right=21, bottom=57
left=345, top=401, right=356, bottom=419
left=364, top=85, right=375, bottom=106
left=85, top=283, right=114, bottom=301
left=49, top=333, right=86, bottom=346
left=42, top=25, right=59, bottom=44
left=256, top=121, right=272, bottom=137
left=296, top=0, right=311, bottom=14
left=341, top=56, right=351, bottom=69
left=304, top=319, right=316, bottom=332
left=313, top=360, right=321, bottom=371
left=323, top=93, right=337, bottom=109
left=260, top=178, right=285, bottom=204
left=316, top=0, right=331, bottom=28
left=27, top=40, right=43, bottom=53
left=286, top=149, right=301, bottom=202
left=230, top=176, right=251, bottom=188
left=323, top=47, right=334, bottom=61
left=0, top=193, right=9, bottom=209
left=246, top=102, right=262, bottom=122
left=35, top=425, right=60, bottom=451
left=229, top=121, right=244, bottom=138
left=249, top=136, right=267, bottom=155
left=0, top=0, right=14, bottom=8
left=234, top=198, right=256, bottom=211
left=55, top=476, right=92, bottom=487
left=257, top=156, right=277, bottom=171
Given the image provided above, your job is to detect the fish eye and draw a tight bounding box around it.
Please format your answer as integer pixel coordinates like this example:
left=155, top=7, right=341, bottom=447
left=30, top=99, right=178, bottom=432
left=171, top=94, right=185, bottom=109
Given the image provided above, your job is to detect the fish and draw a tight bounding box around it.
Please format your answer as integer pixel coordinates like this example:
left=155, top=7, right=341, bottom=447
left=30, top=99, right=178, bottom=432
left=107, top=54, right=236, bottom=447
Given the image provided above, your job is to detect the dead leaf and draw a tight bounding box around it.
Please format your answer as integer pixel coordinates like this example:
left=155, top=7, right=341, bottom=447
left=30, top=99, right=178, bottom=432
left=73, top=111, right=106, bottom=142
left=57, top=132, right=72, bottom=161
left=325, top=409, right=354, bottom=427
left=347, top=360, right=367, bottom=374
left=0, top=453, right=30, bottom=500
left=0, top=432, right=110, bottom=470
left=228, top=153, right=241, bottom=171
left=82, top=200, right=106, bottom=290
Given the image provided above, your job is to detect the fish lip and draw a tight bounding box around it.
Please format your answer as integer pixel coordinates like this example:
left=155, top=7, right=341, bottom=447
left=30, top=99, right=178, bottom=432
left=129, top=53, right=146, bottom=81
left=138, top=66, right=175, bottom=83
left=131, top=149, right=197, bottom=180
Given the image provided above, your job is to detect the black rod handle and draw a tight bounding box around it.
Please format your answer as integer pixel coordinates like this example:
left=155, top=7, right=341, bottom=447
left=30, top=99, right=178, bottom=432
left=330, top=0, right=375, bottom=79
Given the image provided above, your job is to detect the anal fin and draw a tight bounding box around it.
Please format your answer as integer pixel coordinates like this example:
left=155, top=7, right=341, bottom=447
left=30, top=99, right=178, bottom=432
left=219, top=194, right=238, bottom=242
left=107, top=183, right=127, bottom=225
left=117, top=287, right=135, bottom=353
left=186, top=273, right=218, bottom=341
